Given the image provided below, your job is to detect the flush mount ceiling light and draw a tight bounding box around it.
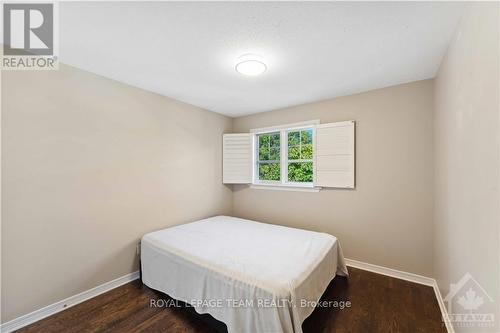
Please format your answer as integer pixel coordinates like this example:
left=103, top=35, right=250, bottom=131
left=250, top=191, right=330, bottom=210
left=235, top=54, right=267, bottom=76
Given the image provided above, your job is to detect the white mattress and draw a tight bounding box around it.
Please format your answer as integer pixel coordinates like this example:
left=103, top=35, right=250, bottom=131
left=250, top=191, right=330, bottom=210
left=141, top=216, right=348, bottom=333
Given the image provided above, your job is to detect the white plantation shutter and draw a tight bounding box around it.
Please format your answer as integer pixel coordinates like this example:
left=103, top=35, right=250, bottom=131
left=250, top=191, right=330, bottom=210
left=223, top=133, right=252, bottom=184
left=315, top=121, right=355, bottom=188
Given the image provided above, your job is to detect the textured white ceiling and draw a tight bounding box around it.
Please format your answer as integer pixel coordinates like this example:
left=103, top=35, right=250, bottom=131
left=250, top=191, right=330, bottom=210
left=59, top=2, right=464, bottom=117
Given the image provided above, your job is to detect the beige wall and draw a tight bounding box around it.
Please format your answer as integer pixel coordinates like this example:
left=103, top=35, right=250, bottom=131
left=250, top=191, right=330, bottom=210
left=1, top=64, right=232, bottom=322
left=434, top=3, right=499, bottom=330
left=232, top=80, right=434, bottom=276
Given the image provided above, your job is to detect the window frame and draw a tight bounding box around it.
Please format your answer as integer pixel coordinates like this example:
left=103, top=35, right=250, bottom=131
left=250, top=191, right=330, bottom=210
left=251, top=120, right=319, bottom=189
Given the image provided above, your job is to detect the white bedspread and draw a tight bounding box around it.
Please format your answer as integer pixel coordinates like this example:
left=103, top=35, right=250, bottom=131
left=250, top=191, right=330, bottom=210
left=141, top=216, right=348, bottom=333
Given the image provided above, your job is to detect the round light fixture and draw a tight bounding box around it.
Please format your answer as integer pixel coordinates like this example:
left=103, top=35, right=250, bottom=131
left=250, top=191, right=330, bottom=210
left=235, top=54, right=267, bottom=76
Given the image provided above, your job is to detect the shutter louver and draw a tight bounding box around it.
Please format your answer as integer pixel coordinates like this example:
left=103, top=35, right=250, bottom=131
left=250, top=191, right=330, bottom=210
left=315, top=121, right=355, bottom=188
left=223, top=133, right=252, bottom=184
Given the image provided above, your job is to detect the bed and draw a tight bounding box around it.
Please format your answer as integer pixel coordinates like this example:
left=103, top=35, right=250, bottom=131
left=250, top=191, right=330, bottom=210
left=141, top=216, right=348, bottom=333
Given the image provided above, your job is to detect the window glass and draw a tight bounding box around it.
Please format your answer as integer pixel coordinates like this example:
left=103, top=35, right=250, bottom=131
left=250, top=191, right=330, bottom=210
left=258, top=163, right=280, bottom=181
left=257, top=132, right=280, bottom=181
left=287, top=129, right=313, bottom=182
left=255, top=127, right=314, bottom=185
left=288, top=162, right=313, bottom=182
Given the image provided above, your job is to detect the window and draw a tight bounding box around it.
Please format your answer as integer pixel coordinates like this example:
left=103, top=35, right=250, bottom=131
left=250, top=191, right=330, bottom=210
left=286, top=129, right=313, bottom=183
left=253, top=121, right=317, bottom=188
left=257, top=132, right=281, bottom=181
left=224, top=120, right=354, bottom=189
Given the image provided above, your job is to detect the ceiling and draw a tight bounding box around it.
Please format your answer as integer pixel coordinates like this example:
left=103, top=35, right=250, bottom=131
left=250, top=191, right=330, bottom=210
left=59, top=2, right=464, bottom=117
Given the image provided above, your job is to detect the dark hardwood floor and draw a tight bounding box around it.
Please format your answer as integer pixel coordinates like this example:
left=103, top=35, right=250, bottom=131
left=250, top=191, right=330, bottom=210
left=15, top=267, right=446, bottom=333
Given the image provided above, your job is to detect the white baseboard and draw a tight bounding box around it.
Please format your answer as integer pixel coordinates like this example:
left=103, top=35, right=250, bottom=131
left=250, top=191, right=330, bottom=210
left=345, top=258, right=455, bottom=333
left=345, top=258, right=434, bottom=286
left=0, top=271, right=140, bottom=333
left=1, top=261, right=456, bottom=333
left=431, top=279, right=456, bottom=333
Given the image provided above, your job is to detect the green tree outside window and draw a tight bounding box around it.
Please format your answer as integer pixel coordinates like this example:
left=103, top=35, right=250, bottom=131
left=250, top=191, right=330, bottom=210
left=256, top=128, right=314, bottom=183
left=257, top=132, right=280, bottom=181
left=287, top=129, right=313, bottom=182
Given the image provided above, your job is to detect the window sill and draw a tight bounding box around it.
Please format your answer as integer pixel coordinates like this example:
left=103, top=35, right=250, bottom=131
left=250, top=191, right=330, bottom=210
left=250, top=184, right=321, bottom=192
